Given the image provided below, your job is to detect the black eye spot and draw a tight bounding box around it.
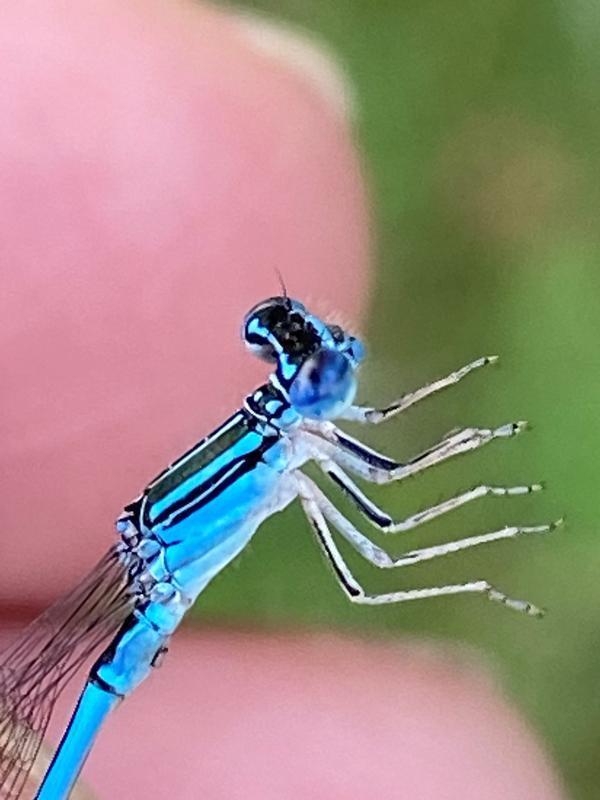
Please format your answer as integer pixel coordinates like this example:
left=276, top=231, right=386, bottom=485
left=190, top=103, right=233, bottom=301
left=308, top=363, right=320, bottom=384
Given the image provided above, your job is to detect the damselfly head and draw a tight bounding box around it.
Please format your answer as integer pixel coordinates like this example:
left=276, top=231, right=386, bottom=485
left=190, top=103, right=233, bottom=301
left=243, top=296, right=365, bottom=419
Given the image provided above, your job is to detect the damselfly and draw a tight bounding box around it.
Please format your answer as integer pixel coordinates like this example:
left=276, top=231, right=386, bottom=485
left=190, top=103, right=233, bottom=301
left=0, top=296, right=557, bottom=799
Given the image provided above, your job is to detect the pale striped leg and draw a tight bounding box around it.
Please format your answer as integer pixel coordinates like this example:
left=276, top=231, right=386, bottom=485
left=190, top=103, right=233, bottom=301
left=340, top=355, right=498, bottom=423
left=301, top=473, right=556, bottom=570
left=318, top=457, right=543, bottom=533
left=296, top=474, right=544, bottom=616
left=301, top=420, right=527, bottom=485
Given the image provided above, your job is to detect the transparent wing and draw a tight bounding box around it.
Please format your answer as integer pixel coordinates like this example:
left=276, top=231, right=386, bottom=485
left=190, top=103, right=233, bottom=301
left=0, top=546, right=135, bottom=799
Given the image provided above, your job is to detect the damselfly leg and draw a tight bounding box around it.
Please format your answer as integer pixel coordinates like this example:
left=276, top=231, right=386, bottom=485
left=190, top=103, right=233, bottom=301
left=303, top=421, right=527, bottom=484
left=339, top=355, right=499, bottom=423
left=294, top=354, right=556, bottom=618
left=317, top=458, right=544, bottom=534
left=297, top=474, right=546, bottom=617
left=298, top=474, right=559, bottom=570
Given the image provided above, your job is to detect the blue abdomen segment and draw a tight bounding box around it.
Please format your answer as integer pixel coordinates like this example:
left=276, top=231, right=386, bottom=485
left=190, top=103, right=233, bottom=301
left=93, top=612, right=170, bottom=695
left=36, top=681, right=121, bottom=800
left=37, top=611, right=171, bottom=799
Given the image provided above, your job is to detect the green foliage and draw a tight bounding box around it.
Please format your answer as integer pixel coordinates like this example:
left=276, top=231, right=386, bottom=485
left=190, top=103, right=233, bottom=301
left=202, top=2, right=600, bottom=797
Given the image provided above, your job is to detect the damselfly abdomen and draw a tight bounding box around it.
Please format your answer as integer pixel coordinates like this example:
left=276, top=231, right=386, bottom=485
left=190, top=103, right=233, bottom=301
left=0, top=296, right=557, bottom=799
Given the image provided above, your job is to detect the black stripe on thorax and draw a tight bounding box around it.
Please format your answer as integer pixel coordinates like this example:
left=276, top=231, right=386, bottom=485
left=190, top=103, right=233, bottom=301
left=153, top=432, right=279, bottom=529
left=144, top=411, right=251, bottom=506
left=124, top=392, right=288, bottom=533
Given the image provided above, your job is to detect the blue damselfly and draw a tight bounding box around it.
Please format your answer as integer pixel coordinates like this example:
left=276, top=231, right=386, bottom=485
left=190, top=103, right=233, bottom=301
left=0, top=296, right=557, bottom=798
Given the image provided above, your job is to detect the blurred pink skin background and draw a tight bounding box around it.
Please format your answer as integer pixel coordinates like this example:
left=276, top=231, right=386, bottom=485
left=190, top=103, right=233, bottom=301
left=0, top=1, right=566, bottom=798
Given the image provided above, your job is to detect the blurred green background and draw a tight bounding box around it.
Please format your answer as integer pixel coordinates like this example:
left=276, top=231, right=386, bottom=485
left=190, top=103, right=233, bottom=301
left=200, top=3, right=599, bottom=798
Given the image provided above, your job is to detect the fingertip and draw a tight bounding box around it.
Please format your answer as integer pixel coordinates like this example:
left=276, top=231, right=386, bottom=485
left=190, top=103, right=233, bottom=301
left=79, top=633, right=567, bottom=800
left=2, top=0, right=370, bottom=599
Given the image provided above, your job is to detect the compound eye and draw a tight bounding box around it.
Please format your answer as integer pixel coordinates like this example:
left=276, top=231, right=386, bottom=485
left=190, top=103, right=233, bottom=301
left=289, top=348, right=356, bottom=419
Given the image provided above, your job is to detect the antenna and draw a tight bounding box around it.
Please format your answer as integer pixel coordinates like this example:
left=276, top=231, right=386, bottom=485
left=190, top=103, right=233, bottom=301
left=274, top=267, right=288, bottom=299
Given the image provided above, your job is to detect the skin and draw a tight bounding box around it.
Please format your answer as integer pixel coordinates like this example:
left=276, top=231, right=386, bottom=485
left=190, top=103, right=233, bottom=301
left=0, top=1, right=566, bottom=797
